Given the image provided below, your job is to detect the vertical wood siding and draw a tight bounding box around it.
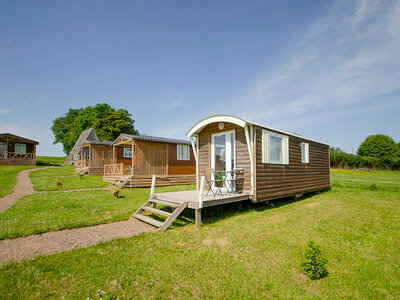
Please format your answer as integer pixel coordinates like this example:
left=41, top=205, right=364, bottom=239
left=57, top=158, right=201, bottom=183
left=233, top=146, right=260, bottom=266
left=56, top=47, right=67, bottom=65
left=254, top=126, right=330, bottom=201
left=133, top=141, right=167, bottom=175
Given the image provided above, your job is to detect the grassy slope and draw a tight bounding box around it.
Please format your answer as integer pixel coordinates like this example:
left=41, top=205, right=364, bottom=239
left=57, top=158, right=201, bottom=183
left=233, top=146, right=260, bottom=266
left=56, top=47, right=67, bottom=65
left=0, top=185, right=195, bottom=240
left=0, top=187, right=399, bottom=298
left=35, top=156, right=67, bottom=166
left=0, top=166, right=42, bottom=198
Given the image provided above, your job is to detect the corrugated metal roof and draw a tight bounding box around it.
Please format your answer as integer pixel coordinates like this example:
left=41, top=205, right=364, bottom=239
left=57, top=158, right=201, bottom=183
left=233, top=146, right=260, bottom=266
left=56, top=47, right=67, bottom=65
left=0, top=133, right=39, bottom=144
left=85, top=140, right=113, bottom=146
left=115, top=133, right=191, bottom=145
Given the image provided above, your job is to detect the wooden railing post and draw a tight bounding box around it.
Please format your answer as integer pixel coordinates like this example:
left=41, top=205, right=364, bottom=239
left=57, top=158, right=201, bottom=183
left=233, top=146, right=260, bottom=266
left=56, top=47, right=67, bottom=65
left=198, top=176, right=205, bottom=209
left=150, top=174, right=156, bottom=200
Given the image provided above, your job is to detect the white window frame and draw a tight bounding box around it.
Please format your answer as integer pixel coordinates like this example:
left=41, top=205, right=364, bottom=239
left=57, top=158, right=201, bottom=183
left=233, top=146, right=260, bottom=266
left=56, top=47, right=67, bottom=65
left=301, top=142, right=309, bottom=164
left=15, top=143, right=26, bottom=154
left=177, top=144, right=190, bottom=161
left=123, top=147, right=132, bottom=158
left=261, top=130, right=289, bottom=165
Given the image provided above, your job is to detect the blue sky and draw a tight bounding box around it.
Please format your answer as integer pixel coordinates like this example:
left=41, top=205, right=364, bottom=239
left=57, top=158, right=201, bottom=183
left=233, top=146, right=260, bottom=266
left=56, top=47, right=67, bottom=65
left=1, top=0, right=399, bottom=156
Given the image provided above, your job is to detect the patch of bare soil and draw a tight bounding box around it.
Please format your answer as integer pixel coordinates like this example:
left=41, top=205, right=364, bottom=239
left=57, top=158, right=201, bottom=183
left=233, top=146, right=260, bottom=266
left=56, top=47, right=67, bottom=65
left=0, top=218, right=155, bottom=265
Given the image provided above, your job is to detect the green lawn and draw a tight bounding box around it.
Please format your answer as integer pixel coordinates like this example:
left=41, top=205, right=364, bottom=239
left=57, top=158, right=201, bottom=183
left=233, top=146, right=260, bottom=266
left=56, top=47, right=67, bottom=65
left=36, top=156, right=67, bottom=166
left=331, top=168, right=400, bottom=183
left=0, top=186, right=399, bottom=298
left=29, top=165, right=76, bottom=177
left=29, top=164, right=110, bottom=191
left=30, top=175, right=109, bottom=191
left=0, top=166, right=42, bottom=198
left=0, top=185, right=195, bottom=240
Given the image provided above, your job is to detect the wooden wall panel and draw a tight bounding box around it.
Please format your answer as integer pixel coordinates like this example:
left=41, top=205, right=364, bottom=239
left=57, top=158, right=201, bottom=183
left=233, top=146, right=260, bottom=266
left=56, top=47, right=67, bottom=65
left=133, top=141, right=167, bottom=175
left=168, top=144, right=196, bottom=175
left=115, top=147, right=132, bottom=166
left=254, top=126, right=330, bottom=202
left=90, top=145, right=113, bottom=167
left=197, top=122, right=251, bottom=191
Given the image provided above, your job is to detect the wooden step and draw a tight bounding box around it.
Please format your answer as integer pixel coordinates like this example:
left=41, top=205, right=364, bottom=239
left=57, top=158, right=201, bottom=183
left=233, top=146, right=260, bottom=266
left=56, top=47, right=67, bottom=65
left=133, top=214, right=163, bottom=228
left=149, top=198, right=180, bottom=208
left=143, top=206, right=172, bottom=217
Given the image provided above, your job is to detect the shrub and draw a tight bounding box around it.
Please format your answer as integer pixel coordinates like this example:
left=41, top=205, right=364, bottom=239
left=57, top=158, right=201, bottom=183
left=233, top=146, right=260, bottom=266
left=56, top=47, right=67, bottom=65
left=111, top=187, right=121, bottom=198
left=56, top=180, right=64, bottom=187
left=301, top=240, right=328, bottom=280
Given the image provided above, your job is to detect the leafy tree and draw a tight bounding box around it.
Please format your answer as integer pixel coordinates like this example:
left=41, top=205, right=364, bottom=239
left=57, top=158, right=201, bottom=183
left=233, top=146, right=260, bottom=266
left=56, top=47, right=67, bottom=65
left=357, top=134, right=399, bottom=159
left=52, top=103, right=139, bottom=154
left=330, top=147, right=344, bottom=154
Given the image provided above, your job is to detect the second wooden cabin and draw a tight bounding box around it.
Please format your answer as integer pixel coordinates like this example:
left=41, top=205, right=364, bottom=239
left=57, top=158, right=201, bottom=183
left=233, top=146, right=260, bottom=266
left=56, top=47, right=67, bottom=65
left=103, top=134, right=196, bottom=187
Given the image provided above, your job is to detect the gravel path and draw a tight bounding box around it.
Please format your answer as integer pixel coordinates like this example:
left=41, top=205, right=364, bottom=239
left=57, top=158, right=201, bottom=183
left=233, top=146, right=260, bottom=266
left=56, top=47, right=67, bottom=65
left=0, top=167, right=53, bottom=213
left=0, top=219, right=155, bottom=264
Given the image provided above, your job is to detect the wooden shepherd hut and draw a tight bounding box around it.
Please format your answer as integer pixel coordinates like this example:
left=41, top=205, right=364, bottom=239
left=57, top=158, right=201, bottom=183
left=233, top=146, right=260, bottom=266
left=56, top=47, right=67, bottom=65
left=0, top=133, right=39, bottom=166
left=132, top=114, right=330, bottom=232
left=103, top=134, right=196, bottom=187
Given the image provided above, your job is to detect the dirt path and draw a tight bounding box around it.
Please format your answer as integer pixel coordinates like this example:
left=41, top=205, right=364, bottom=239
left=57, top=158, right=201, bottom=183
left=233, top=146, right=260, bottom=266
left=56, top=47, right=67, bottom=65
left=0, top=167, right=54, bottom=213
left=0, top=218, right=155, bottom=265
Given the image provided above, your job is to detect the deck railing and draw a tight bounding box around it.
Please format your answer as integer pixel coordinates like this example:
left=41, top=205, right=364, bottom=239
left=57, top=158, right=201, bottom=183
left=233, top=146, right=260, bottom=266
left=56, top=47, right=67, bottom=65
left=104, top=163, right=132, bottom=176
left=202, top=168, right=247, bottom=195
left=76, top=159, right=89, bottom=168
left=0, top=152, right=35, bottom=159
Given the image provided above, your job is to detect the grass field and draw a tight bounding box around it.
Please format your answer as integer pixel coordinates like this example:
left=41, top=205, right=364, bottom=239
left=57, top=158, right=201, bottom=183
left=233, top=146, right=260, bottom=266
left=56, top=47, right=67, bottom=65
left=36, top=156, right=67, bottom=166
left=0, top=165, right=399, bottom=298
left=29, top=165, right=110, bottom=191
left=0, top=186, right=399, bottom=298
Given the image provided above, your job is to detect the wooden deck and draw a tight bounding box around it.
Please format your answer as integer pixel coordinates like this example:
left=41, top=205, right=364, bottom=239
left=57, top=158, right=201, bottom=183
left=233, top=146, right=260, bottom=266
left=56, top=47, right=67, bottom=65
left=132, top=188, right=252, bottom=231
left=153, top=190, right=251, bottom=209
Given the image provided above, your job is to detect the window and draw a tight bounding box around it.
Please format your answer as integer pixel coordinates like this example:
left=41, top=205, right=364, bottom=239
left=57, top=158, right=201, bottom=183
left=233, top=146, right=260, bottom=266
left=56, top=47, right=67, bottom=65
left=15, top=143, right=26, bottom=154
left=262, top=130, right=289, bottom=164
left=177, top=144, right=190, bottom=160
left=124, top=147, right=132, bottom=158
left=301, top=142, right=309, bottom=164
left=0, top=143, right=5, bottom=153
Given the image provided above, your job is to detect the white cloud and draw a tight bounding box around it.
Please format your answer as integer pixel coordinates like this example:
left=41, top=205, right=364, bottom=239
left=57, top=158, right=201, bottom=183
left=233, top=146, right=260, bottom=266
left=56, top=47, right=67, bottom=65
left=225, top=0, right=400, bottom=128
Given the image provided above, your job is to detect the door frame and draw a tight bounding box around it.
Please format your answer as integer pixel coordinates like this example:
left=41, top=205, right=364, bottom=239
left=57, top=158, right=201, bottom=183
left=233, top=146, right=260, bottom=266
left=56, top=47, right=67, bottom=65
left=210, top=130, right=236, bottom=191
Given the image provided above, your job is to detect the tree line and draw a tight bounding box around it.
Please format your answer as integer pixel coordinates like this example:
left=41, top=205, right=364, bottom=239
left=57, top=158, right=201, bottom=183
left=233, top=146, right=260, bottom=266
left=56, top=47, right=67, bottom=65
left=330, top=134, right=400, bottom=170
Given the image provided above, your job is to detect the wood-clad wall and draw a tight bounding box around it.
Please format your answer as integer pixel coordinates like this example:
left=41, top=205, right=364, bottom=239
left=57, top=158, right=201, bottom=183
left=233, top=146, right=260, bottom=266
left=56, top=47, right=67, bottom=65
left=198, top=122, right=251, bottom=191
left=254, top=126, right=330, bottom=201
left=115, top=147, right=133, bottom=166
left=90, top=145, right=113, bottom=167
left=133, top=141, right=167, bottom=175
left=168, top=144, right=196, bottom=175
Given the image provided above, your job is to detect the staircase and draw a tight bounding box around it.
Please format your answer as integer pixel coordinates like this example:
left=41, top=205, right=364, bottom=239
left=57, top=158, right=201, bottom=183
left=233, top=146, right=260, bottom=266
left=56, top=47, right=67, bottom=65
left=109, top=175, right=131, bottom=189
left=132, top=196, right=187, bottom=232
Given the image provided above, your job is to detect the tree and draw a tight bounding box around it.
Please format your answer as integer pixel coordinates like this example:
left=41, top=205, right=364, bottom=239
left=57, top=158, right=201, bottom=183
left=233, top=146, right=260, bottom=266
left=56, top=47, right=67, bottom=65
left=357, top=134, right=399, bottom=159
left=52, top=103, right=139, bottom=154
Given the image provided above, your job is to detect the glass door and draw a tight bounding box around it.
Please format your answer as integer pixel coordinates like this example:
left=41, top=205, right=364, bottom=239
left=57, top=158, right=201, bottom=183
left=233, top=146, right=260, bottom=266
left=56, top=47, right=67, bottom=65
left=211, top=131, right=235, bottom=192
